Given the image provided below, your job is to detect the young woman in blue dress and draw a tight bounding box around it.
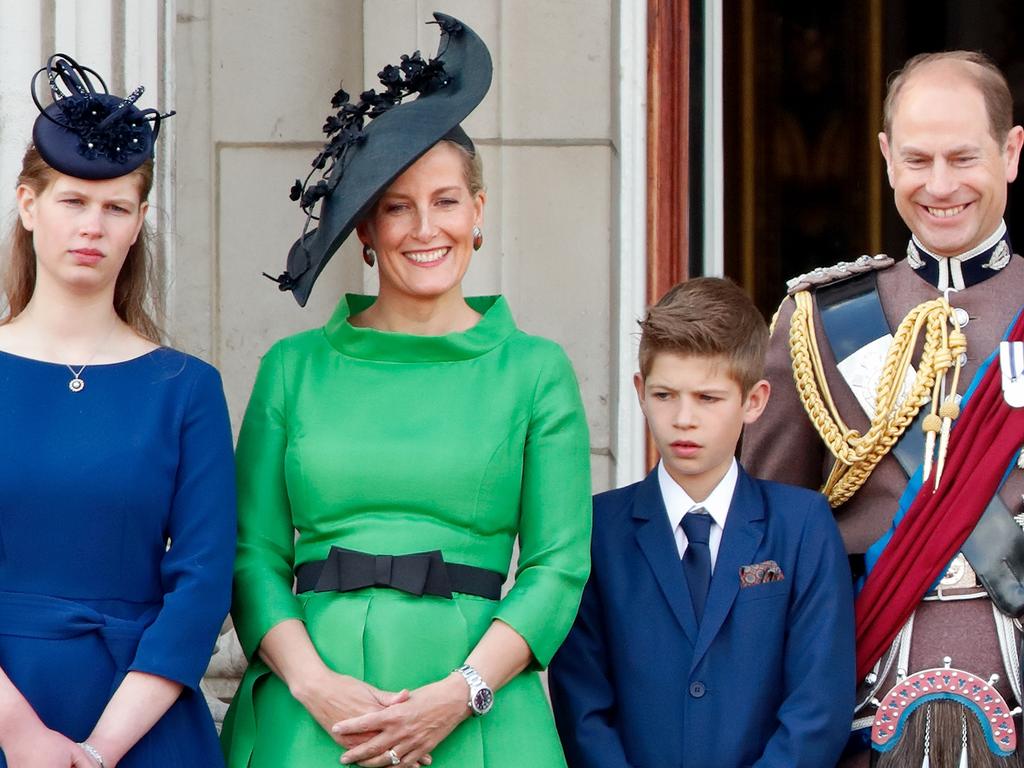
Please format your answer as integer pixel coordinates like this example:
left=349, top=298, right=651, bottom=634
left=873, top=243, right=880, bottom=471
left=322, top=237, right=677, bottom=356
left=0, top=55, right=235, bottom=768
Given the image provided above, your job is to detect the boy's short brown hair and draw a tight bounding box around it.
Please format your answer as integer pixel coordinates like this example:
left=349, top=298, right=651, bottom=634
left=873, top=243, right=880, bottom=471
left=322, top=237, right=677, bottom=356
left=638, top=277, right=768, bottom=393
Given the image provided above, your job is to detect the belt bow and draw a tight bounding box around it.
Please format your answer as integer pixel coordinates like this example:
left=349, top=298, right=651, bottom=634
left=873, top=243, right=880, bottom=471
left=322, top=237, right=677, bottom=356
left=314, top=546, right=455, bottom=599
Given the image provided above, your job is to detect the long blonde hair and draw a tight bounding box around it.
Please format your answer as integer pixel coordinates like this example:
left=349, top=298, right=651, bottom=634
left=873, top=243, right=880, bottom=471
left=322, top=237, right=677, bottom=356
left=1, top=144, right=163, bottom=342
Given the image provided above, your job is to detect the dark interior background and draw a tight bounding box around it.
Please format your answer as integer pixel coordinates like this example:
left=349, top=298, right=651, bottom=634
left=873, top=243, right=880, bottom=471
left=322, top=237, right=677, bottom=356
left=721, top=0, right=1024, bottom=316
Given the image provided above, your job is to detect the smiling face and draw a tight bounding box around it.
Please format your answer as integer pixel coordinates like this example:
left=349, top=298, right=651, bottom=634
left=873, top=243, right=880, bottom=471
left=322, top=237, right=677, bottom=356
left=879, top=62, right=1024, bottom=257
left=635, top=352, right=769, bottom=501
left=17, top=171, right=147, bottom=298
left=357, top=141, right=484, bottom=306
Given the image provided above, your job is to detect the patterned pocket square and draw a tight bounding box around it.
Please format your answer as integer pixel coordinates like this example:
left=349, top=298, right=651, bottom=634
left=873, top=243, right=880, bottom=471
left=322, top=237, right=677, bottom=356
left=739, top=560, right=784, bottom=587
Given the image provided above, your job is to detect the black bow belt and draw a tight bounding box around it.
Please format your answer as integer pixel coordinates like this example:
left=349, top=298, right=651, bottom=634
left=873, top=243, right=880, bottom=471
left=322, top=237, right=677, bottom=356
left=295, top=547, right=504, bottom=600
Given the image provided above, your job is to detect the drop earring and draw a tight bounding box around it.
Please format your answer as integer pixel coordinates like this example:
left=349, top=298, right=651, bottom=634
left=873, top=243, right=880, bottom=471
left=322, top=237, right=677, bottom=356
left=472, top=226, right=483, bottom=251
left=362, top=244, right=376, bottom=267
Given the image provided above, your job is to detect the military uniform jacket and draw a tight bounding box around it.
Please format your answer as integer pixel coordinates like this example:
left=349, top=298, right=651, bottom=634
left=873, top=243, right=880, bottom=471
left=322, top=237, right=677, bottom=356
left=742, top=254, right=1024, bottom=736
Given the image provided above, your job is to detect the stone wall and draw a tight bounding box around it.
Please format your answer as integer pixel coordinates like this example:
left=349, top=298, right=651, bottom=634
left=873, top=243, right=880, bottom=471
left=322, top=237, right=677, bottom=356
left=0, top=0, right=642, bottom=725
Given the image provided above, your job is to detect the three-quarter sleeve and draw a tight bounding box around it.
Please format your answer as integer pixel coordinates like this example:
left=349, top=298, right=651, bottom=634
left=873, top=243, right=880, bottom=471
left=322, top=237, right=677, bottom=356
left=129, top=363, right=238, bottom=690
left=494, top=346, right=592, bottom=668
left=230, top=343, right=305, bottom=659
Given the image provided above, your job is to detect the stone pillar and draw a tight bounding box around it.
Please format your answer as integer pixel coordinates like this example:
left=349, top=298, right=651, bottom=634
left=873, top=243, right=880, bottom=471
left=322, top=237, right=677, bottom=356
left=360, top=0, right=623, bottom=489
left=0, top=1, right=44, bottom=220
left=172, top=0, right=367, bottom=722
left=0, top=0, right=175, bottom=321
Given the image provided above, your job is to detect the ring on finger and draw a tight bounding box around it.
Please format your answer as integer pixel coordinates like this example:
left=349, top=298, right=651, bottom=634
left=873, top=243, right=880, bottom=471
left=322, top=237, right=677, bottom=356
left=387, top=748, right=401, bottom=766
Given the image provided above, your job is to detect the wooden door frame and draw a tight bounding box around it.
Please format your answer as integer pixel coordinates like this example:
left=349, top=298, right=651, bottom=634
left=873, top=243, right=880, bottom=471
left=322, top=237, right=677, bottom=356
left=647, top=0, right=691, bottom=304
left=645, top=0, right=692, bottom=468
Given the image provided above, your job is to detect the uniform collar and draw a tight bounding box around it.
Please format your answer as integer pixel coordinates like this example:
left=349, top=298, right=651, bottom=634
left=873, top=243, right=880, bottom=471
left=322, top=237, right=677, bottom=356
left=906, top=221, right=1014, bottom=291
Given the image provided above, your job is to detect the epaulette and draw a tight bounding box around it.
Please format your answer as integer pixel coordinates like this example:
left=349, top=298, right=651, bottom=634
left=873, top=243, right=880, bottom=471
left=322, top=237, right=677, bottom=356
left=785, top=253, right=895, bottom=296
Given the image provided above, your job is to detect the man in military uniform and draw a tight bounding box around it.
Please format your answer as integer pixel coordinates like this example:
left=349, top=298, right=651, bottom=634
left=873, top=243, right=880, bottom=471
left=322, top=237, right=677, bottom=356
left=743, top=51, right=1024, bottom=767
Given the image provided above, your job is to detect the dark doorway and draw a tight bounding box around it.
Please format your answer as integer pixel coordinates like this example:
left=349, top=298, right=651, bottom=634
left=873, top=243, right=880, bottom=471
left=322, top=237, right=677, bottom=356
left=722, top=0, right=1024, bottom=316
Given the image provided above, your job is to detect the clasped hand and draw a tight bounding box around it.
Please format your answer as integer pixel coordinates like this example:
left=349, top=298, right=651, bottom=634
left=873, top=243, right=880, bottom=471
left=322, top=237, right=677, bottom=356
left=292, top=669, right=409, bottom=749
left=332, top=672, right=470, bottom=767
left=2, top=723, right=98, bottom=768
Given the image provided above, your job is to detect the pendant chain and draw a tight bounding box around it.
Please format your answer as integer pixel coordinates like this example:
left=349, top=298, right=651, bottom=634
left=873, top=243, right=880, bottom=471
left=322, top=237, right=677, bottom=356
left=65, top=321, right=120, bottom=394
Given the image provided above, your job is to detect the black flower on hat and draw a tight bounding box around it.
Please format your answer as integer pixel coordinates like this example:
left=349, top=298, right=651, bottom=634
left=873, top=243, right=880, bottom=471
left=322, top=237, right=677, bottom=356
left=31, top=53, right=175, bottom=180
left=285, top=47, right=452, bottom=223
left=267, top=12, right=492, bottom=306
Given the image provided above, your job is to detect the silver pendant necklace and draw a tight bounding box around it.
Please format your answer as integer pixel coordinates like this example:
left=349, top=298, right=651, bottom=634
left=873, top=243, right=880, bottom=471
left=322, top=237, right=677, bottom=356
left=66, top=364, right=87, bottom=392
left=64, top=322, right=119, bottom=394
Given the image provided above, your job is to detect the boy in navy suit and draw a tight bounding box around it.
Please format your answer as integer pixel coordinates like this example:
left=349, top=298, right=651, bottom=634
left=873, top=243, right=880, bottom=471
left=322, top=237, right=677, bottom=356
left=549, top=278, right=855, bottom=768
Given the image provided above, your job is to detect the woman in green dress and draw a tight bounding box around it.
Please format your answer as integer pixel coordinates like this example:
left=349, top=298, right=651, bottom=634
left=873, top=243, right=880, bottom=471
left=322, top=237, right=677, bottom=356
left=221, top=14, right=591, bottom=768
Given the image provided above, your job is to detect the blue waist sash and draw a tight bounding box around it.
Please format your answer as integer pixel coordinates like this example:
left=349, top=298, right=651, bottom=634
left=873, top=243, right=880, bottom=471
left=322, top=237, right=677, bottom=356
left=0, top=591, right=149, bottom=679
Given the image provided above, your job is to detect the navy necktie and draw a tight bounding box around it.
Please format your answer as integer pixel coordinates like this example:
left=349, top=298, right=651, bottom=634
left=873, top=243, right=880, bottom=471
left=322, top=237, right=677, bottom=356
left=681, top=508, right=713, bottom=623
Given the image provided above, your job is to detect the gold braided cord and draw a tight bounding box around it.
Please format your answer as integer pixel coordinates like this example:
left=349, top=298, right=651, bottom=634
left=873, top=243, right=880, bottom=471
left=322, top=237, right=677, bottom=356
left=788, top=291, right=959, bottom=507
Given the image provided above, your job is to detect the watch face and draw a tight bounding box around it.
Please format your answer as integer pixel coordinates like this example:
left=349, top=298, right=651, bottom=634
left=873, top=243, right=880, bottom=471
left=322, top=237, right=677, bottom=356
left=473, top=687, right=494, bottom=714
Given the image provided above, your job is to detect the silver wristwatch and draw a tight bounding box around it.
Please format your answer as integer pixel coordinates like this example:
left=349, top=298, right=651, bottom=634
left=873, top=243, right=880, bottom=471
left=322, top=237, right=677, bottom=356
left=455, top=663, right=494, bottom=716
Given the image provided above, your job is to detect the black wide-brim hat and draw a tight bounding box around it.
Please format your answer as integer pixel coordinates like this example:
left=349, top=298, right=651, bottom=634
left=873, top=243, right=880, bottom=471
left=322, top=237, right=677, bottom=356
left=278, top=12, right=493, bottom=306
left=31, top=53, right=173, bottom=180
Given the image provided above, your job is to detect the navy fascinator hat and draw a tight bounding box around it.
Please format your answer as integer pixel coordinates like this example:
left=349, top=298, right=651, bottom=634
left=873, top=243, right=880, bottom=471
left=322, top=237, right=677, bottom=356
left=269, top=12, right=493, bottom=306
left=31, top=53, right=174, bottom=180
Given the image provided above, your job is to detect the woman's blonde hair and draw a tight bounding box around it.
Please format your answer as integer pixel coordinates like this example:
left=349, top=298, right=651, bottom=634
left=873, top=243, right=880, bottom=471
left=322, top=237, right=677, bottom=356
left=1, top=144, right=163, bottom=342
left=444, top=138, right=485, bottom=196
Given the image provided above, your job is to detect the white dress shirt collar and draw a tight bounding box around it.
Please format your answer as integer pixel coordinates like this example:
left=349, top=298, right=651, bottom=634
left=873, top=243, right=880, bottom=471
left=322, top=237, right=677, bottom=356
left=658, top=459, right=738, bottom=568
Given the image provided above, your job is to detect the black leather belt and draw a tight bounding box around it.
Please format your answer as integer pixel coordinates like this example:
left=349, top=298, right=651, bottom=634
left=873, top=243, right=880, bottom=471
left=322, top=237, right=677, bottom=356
left=848, top=553, right=867, bottom=583
left=295, top=546, right=504, bottom=600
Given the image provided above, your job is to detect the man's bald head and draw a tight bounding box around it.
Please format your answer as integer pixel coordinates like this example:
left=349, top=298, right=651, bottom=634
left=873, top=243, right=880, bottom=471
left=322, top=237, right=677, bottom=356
left=883, top=51, right=1013, bottom=145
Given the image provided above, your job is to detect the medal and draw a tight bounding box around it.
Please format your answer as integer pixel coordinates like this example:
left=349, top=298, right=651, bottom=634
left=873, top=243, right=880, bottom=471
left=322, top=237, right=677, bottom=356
left=1000, top=341, right=1024, bottom=407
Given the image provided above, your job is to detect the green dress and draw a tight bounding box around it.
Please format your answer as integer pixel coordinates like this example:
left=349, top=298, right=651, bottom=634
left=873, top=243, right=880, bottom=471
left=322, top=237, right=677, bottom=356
left=221, top=295, right=591, bottom=767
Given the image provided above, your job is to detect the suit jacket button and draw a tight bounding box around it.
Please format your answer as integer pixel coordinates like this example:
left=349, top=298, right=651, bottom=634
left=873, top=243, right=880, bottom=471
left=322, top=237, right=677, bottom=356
left=688, top=681, right=706, bottom=698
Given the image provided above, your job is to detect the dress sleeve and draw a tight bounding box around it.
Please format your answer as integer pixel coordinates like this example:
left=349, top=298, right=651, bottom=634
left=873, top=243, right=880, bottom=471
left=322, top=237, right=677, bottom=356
left=230, top=343, right=305, bottom=659
left=493, top=346, right=592, bottom=668
left=129, top=362, right=238, bottom=690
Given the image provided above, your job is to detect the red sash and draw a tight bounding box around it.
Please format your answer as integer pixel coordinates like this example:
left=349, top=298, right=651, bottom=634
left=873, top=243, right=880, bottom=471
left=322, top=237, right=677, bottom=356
left=855, top=310, right=1024, bottom=680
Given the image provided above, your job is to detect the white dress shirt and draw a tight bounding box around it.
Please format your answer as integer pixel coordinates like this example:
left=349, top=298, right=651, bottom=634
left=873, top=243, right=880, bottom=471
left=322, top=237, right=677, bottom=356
left=658, top=458, right=738, bottom=571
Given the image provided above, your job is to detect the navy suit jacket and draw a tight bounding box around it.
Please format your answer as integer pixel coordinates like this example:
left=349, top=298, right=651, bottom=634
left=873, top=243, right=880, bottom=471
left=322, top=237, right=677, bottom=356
left=549, top=466, right=855, bottom=768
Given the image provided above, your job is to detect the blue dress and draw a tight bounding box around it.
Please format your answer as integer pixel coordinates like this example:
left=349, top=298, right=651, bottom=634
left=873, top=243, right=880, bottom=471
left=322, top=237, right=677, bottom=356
left=0, top=348, right=236, bottom=767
